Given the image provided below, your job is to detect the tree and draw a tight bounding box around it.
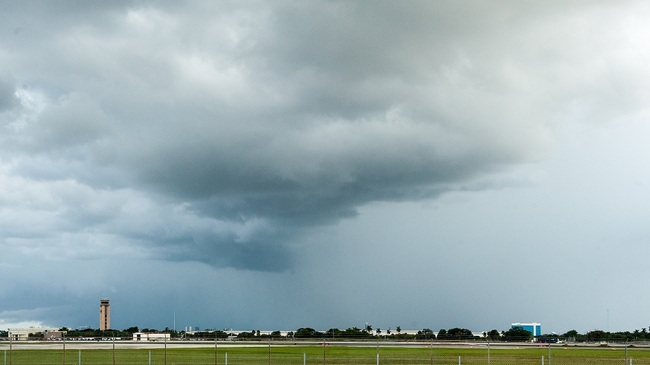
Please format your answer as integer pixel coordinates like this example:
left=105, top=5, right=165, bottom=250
left=294, top=328, right=323, bottom=338
left=487, top=329, right=501, bottom=341
left=237, top=331, right=254, bottom=339
left=340, top=327, right=369, bottom=338
left=396, top=326, right=401, bottom=334
left=416, top=328, right=435, bottom=340
left=325, top=328, right=341, bottom=338
left=586, top=330, right=607, bottom=342
left=365, top=324, right=373, bottom=334
left=563, top=329, right=578, bottom=338
left=214, top=330, right=229, bottom=339
left=502, top=327, right=532, bottom=342
left=447, top=328, right=474, bottom=340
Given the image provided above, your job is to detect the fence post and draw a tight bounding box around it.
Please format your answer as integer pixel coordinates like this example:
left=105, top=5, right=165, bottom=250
left=542, top=356, right=544, bottom=365
left=487, top=341, right=490, bottom=365
left=225, top=352, right=228, bottom=365
left=62, top=334, right=66, bottom=365
left=78, top=349, right=81, bottom=365
left=304, top=353, right=306, bottom=365
left=458, top=355, right=461, bottom=365
left=149, top=350, right=151, bottom=365
left=215, top=337, right=218, bottom=365
left=548, top=344, right=551, bottom=365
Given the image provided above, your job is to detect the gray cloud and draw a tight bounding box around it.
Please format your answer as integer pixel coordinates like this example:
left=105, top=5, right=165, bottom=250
left=2, top=1, right=650, bottom=334
left=1, top=0, right=649, bottom=301
left=0, top=77, right=18, bottom=112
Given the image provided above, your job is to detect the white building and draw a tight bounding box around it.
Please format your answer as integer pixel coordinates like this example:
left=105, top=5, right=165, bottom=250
left=133, top=332, right=171, bottom=341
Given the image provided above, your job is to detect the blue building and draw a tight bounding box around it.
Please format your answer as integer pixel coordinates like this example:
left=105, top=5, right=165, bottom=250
left=511, top=322, right=541, bottom=337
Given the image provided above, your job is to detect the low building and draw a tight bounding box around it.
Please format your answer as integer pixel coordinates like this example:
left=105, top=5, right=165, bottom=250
left=133, top=332, right=171, bottom=341
left=8, top=327, right=60, bottom=341
left=43, top=330, right=66, bottom=340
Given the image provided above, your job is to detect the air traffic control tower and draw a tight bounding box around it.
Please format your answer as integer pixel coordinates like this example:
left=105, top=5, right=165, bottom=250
left=99, top=298, right=111, bottom=330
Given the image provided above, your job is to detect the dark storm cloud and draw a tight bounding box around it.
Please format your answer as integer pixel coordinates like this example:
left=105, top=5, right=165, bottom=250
left=0, top=0, right=552, bottom=271
left=2, top=1, right=642, bottom=273
left=3, top=0, right=650, bottom=333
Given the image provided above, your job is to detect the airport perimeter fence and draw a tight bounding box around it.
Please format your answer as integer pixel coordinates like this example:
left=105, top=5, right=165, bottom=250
left=4, top=340, right=650, bottom=365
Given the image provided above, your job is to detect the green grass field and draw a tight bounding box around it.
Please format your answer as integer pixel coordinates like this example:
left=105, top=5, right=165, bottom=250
left=4, top=344, right=650, bottom=365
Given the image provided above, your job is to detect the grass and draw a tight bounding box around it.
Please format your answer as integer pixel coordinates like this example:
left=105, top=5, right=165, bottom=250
left=4, top=343, right=650, bottom=365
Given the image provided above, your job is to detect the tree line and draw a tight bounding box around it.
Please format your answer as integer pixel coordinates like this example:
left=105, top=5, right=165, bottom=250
left=3, top=326, right=650, bottom=343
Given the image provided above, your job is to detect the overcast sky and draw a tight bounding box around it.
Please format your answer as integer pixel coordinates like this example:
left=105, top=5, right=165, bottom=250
left=2, top=1, right=650, bottom=335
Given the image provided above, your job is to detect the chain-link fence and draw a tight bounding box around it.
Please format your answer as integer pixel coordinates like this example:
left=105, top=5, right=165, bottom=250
left=3, top=341, right=650, bottom=365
